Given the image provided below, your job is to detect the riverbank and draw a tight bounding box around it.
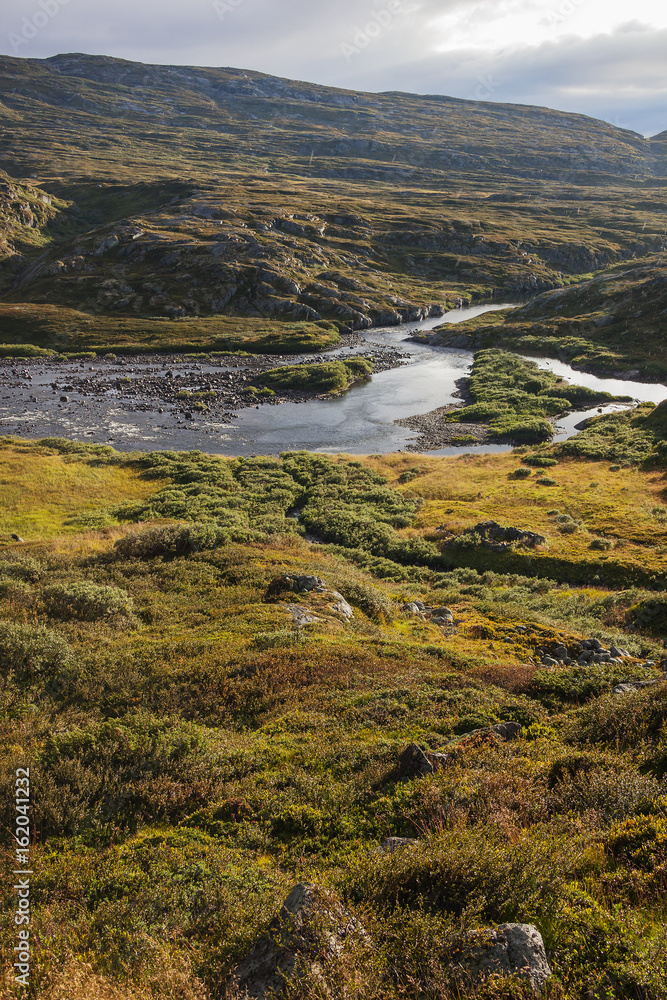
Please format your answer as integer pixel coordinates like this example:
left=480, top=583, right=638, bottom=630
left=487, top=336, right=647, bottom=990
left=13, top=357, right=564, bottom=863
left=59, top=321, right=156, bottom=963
left=0, top=340, right=410, bottom=432
left=396, top=348, right=634, bottom=451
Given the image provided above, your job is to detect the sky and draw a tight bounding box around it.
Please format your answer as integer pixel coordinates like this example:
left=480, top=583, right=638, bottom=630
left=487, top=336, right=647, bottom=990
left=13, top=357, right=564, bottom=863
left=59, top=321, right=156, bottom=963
left=1, top=0, right=665, bottom=137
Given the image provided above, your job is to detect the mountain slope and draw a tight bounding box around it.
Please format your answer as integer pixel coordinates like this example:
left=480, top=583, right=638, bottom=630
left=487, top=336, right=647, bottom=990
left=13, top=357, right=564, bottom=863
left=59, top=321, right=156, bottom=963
left=0, top=52, right=658, bottom=185
left=0, top=53, right=666, bottom=359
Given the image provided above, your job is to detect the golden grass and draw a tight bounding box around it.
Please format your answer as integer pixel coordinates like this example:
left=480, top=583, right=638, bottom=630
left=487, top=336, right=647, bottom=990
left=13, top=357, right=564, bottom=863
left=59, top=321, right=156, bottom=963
left=369, top=452, right=667, bottom=575
left=0, top=442, right=161, bottom=542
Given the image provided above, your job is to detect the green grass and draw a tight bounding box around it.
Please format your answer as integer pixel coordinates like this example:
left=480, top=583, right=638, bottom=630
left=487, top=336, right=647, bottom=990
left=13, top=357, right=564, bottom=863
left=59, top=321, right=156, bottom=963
left=255, top=357, right=373, bottom=393
left=447, top=348, right=628, bottom=444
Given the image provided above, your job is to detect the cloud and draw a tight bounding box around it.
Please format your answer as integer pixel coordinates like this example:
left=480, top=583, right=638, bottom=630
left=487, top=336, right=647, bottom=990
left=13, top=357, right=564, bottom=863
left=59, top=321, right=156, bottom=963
left=0, top=0, right=664, bottom=135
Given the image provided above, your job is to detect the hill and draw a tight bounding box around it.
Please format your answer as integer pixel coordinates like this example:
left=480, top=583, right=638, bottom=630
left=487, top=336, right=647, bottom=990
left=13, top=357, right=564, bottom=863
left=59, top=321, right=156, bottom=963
left=417, top=255, right=667, bottom=381
left=0, top=54, right=666, bottom=358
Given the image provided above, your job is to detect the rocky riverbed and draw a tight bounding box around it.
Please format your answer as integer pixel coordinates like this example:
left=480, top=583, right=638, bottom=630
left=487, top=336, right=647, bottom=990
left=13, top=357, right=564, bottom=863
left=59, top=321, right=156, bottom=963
left=0, top=337, right=409, bottom=431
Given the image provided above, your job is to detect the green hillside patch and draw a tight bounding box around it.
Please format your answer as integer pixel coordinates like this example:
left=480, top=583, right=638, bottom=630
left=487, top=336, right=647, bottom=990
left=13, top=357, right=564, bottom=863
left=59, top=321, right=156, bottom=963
left=0, top=303, right=340, bottom=354
left=560, top=400, right=667, bottom=466
left=424, top=257, right=667, bottom=381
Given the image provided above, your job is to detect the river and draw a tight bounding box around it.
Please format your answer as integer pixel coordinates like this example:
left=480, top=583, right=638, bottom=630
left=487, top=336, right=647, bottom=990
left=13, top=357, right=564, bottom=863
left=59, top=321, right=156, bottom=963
left=1, top=303, right=665, bottom=455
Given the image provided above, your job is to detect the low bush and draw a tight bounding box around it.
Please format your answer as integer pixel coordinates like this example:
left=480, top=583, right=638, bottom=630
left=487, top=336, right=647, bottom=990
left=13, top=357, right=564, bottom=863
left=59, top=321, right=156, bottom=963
left=0, top=555, right=42, bottom=582
left=114, top=522, right=226, bottom=558
left=0, top=620, right=71, bottom=679
left=43, top=581, right=134, bottom=621
left=256, top=358, right=372, bottom=394
left=522, top=455, right=559, bottom=468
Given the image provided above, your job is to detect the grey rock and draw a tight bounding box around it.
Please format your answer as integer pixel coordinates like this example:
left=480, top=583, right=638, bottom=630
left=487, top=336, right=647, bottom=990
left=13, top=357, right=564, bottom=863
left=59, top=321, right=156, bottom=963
left=395, top=742, right=434, bottom=778
left=403, top=601, right=425, bottom=615
left=293, top=575, right=325, bottom=592
left=460, top=922, right=551, bottom=992
left=381, top=836, right=419, bottom=852
left=541, top=656, right=559, bottom=666
left=330, top=591, right=354, bottom=618
left=430, top=606, right=454, bottom=619
left=227, top=883, right=367, bottom=999
left=286, top=605, right=321, bottom=627
left=553, top=644, right=567, bottom=657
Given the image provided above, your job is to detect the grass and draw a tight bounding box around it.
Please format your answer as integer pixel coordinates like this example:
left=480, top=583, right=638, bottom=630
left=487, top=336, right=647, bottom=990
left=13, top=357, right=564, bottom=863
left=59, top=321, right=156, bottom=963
left=255, top=357, right=373, bottom=394
left=1, top=438, right=667, bottom=997
left=446, top=349, right=628, bottom=444
left=423, top=255, right=667, bottom=381
left=0, top=304, right=341, bottom=355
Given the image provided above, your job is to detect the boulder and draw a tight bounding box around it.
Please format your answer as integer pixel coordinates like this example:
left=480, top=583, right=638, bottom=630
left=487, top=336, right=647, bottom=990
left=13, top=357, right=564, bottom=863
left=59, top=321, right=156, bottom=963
left=381, top=836, right=419, bottom=852
left=266, top=574, right=325, bottom=598
left=330, top=592, right=354, bottom=618
left=292, top=575, right=325, bottom=592
left=463, top=722, right=522, bottom=743
left=458, top=923, right=551, bottom=993
left=286, top=605, right=321, bottom=627
left=227, top=883, right=367, bottom=999
left=395, top=742, right=434, bottom=778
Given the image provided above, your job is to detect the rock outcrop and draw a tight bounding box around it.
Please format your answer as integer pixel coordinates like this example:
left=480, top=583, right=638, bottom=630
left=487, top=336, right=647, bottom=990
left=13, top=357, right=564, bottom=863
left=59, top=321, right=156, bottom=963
left=456, top=923, right=552, bottom=993
left=227, top=883, right=368, bottom=999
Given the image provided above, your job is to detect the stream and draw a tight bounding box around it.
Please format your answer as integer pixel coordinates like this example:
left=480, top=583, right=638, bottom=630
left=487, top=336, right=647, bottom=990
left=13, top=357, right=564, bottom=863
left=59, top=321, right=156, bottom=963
left=1, top=302, right=665, bottom=455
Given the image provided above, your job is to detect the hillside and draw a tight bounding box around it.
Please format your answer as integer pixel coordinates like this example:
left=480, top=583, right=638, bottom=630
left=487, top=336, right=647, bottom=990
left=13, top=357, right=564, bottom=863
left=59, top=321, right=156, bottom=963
left=1, top=437, right=666, bottom=998
left=417, top=255, right=667, bottom=381
left=0, top=54, right=666, bottom=358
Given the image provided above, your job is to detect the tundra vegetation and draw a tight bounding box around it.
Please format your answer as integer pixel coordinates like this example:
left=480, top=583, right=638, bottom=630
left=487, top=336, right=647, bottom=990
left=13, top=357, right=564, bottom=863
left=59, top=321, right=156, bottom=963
left=445, top=349, right=630, bottom=444
left=0, top=435, right=666, bottom=999
left=1, top=48, right=667, bottom=1000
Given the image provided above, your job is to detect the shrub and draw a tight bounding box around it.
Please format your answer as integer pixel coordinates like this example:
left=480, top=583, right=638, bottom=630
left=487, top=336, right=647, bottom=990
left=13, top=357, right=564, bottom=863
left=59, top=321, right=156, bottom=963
left=0, top=555, right=42, bottom=582
left=0, top=620, right=71, bottom=679
left=566, top=684, right=667, bottom=747
left=590, top=538, right=613, bottom=551
left=522, top=455, right=559, bottom=468
left=114, top=522, right=226, bottom=559
left=257, top=358, right=372, bottom=394
left=43, top=581, right=134, bottom=621
left=508, top=467, right=532, bottom=479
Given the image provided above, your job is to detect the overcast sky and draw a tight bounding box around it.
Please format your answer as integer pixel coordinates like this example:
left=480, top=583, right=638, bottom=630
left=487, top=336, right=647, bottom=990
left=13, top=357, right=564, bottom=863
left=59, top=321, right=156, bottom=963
left=2, top=0, right=665, bottom=136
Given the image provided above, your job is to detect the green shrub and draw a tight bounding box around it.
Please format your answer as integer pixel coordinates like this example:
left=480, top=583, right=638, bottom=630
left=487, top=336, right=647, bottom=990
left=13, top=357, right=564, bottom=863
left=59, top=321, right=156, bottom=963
left=0, top=555, right=42, bottom=582
left=522, top=455, right=559, bottom=468
left=0, top=620, right=71, bottom=679
left=257, top=358, right=372, bottom=394
left=531, top=664, right=657, bottom=705
left=590, top=538, right=613, bottom=551
left=42, top=581, right=134, bottom=621
left=508, top=467, right=532, bottom=479
left=114, top=522, right=226, bottom=559
left=566, top=684, right=667, bottom=745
